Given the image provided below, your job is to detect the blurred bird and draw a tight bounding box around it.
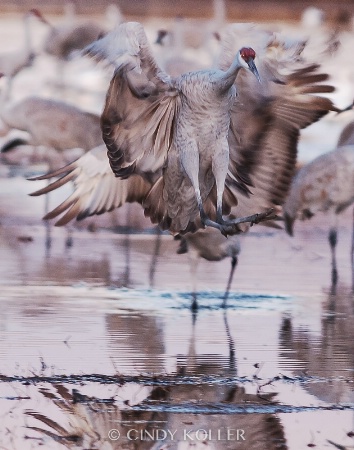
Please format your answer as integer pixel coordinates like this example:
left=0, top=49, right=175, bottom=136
left=38, top=8, right=106, bottom=86
left=0, top=9, right=48, bottom=99
left=154, top=0, right=226, bottom=76
left=337, top=109, right=354, bottom=147
left=0, top=96, right=103, bottom=161
left=0, top=95, right=104, bottom=249
left=175, top=228, right=240, bottom=310
left=80, top=21, right=337, bottom=238
left=44, top=20, right=106, bottom=62
left=283, top=145, right=354, bottom=290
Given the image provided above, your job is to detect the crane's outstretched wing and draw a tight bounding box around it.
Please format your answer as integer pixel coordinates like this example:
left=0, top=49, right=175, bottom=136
left=30, top=145, right=151, bottom=226
left=217, top=24, right=338, bottom=221
left=84, top=21, right=180, bottom=179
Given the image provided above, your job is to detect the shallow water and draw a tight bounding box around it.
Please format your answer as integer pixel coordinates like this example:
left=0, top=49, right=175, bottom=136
left=1, top=209, right=354, bottom=449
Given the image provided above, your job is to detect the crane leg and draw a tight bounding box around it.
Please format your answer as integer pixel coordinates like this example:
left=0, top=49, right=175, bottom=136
left=351, top=207, right=354, bottom=292
left=329, top=227, right=338, bottom=289
left=181, top=142, right=275, bottom=236
left=222, top=255, right=238, bottom=308
left=189, top=254, right=200, bottom=312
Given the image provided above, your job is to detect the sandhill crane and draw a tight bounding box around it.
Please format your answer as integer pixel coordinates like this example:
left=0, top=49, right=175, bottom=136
left=37, top=7, right=107, bottom=87
left=44, top=20, right=106, bottom=62
left=29, top=144, right=161, bottom=280
left=337, top=115, right=354, bottom=147
left=175, top=228, right=240, bottom=310
left=153, top=0, right=226, bottom=76
left=0, top=9, right=48, bottom=99
left=283, top=145, right=354, bottom=290
left=0, top=95, right=104, bottom=249
left=80, top=21, right=337, bottom=238
left=0, top=96, right=103, bottom=159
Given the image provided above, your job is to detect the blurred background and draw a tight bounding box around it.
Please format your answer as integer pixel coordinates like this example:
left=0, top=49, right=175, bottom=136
left=1, top=0, right=354, bottom=22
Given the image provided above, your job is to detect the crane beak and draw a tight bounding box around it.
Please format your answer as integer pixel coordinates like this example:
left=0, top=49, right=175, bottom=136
left=247, top=59, right=261, bottom=83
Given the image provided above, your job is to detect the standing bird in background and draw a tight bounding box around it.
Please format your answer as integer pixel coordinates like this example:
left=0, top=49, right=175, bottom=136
left=81, top=21, right=337, bottom=237
left=0, top=95, right=104, bottom=249
left=283, top=145, right=354, bottom=291
left=44, top=21, right=106, bottom=62
left=336, top=110, right=354, bottom=147
left=0, top=96, right=103, bottom=163
left=0, top=9, right=48, bottom=99
left=39, top=9, right=106, bottom=86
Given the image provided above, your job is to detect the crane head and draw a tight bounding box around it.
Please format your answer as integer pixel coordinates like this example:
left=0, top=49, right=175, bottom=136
left=239, top=47, right=261, bottom=82
left=155, top=29, right=169, bottom=46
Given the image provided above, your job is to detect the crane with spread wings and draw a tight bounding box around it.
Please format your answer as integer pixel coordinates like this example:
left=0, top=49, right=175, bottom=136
left=31, top=22, right=338, bottom=237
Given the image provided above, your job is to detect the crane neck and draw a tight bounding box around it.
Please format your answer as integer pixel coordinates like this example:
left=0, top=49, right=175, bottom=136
left=218, top=56, right=243, bottom=92
left=23, top=14, right=33, bottom=56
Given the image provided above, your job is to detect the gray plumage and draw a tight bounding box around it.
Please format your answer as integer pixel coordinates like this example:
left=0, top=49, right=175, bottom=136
left=1, top=96, right=103, bottom=155
left=82, top=21, right=337, bottom=237
left=30, top=144, right=151, bottom=226
left=30, top=22, right=338, bottom=238
left=283, top=145, right=354, bottom=289
left=44, top=21, right=106, bottom=61
left=283, top=145, right=354, bottom=234
left=337, top=120, right=354, bottom=147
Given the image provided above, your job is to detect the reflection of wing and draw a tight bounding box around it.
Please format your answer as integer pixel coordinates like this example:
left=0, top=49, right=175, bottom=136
left=85, top=22, right=180, bottom=179
left=30, top=145, right=151, bottom=226
left=218, top=24, right=338, bottom=220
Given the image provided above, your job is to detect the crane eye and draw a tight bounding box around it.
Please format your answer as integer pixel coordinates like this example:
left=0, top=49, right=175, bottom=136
left=240, top=47, right=256, bottom=61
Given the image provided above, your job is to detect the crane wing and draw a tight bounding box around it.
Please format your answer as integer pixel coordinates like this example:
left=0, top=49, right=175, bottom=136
left=217, top=24, right=338, bottom=219
left=29, top=145, right=151, bottom=226
left=84, top=21, right=180, bottom=179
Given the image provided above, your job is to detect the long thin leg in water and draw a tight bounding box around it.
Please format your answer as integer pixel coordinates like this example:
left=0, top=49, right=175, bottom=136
left=351, top=207, right=354, bottom=292
left=222, top=256, right=238, bottom=308
left=149, top=226, right=162, bottom=289
left=65, top=225, right=73, bottom=249
left=188, top=252, right=200, bottom=315
left=329, top=227, right=338, bottom=290
left=44, top=178, right=52, bottom=254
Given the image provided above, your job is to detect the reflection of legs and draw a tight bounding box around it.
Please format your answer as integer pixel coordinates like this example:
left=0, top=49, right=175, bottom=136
left=329, top=227, right=338, bottom=289
left=223, top=309, right=236, bottom=374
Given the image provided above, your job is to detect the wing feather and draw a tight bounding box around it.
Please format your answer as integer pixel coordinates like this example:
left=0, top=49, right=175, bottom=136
left=84, top=22, right=179, bottom=180
left=217, top=24, right=339, bottom=222
left=29, top=145, right=152, bottom=225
